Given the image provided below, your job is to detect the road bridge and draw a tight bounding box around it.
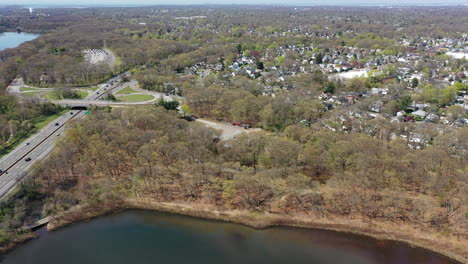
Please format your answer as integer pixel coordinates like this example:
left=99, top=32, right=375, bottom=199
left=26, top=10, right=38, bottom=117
left=51, top=99, right=156, bottom=108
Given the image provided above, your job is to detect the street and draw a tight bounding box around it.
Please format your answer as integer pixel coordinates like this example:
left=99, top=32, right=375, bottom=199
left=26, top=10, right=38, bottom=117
left=0, top=73, right=130, bottom=200
left=0, top=111, right=85, bottom=199
left=0, top=72, right=254, bottom=200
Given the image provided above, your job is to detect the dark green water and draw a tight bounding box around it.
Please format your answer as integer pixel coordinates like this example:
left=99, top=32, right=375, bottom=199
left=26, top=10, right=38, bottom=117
left=0, top=210, right=457, bottom=264
left=0, top=32, right=39, bottom=51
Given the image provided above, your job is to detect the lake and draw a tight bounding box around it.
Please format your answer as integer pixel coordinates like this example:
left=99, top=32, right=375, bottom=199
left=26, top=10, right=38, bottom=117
left=0, top=210, right=458, bottom=264
left=0, top=32, right=39, bottom=51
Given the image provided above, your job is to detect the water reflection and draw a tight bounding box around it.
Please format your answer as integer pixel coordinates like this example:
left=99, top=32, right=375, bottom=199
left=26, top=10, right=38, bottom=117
left=0, top=210, right=458, bottom=264
left=0, top=32, right=39, bottom=51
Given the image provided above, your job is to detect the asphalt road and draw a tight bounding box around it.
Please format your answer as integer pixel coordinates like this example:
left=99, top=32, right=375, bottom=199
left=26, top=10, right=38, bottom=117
left=0, top=111, right=85, bottom=199
left=53, top=79, right=176, bottom=107
left=0, top=72, right=132, bottom=200
left=88, top=72, right=131, bottom=100
left=0, top=71, right=228, bottom=200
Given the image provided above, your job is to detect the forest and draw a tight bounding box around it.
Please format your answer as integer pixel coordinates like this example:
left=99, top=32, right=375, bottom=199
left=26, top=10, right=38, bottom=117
left=21, top=107, right=465, bottom=244
left=0, top=5, right=466, bottom=259
left=0, top=96, right=63, bottom=153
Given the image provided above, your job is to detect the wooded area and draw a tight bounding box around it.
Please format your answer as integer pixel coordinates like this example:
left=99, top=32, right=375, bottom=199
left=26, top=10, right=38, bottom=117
left=0, top=6, right=466, bottom=257
left=28, top=108, right=466, bottom=240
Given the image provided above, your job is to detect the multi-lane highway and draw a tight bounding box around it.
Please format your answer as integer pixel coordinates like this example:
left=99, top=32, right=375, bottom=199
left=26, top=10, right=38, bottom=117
left=0, top=73, right=129, bottom=200
left=0, top=71, right=171, bottom=200
left=88, top=74, right=125, bottom=100
left=0, top=111, right=85, bottom=199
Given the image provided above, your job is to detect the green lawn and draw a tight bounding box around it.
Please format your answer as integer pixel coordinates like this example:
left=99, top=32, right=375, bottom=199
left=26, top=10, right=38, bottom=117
left=34, top=110, right=68, bottom=130
left=41, top=90, right=88, bottom=100
left=20, top=87, right=41, bottom=92
left=83, top=86, right=99, bottom=91
left=22, top=91, right=44, bottom=97
left=117, top=94, right=154, bottom=102
left=41, top=91, right=60, bottom=100
left=75, top=90, right=89, bottom=98
left=116, top=86, right=138, bottom=95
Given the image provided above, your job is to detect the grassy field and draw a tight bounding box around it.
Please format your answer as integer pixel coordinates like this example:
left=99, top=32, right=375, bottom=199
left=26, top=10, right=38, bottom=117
left=40, top=91, right=60, bottom=100
left=83, top=86, right=100, bottom=91
left=41, top=90, right=88, bottom=100
left=116, top=86, right=138, bottom=95
left=117, top=94, right=154, bottom=102
left=34, top=110, right=68, bottom=130
left=75, top=90, right=89, bottom=98
left=21, top=91, right=44, bottom=97
left=20, top=87, right=42, bottom=92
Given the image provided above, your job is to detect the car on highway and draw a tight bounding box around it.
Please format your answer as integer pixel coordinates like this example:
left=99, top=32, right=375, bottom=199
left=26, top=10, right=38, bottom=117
left=70, top=112, right=74, bottom=115
left=56, top=133, right=61, bottom=136
left=25, top=142, right=30, bottom=146
left=0, top=169, right=3, bottom=173
left=55, top=122, right=59, bottom=126
left=25, top=157, right=31, bottom=162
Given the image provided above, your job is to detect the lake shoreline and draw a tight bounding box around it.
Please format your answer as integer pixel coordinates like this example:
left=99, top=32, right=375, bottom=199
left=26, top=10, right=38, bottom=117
left=0, top=32, right=40, bottom=51
left=0, top=232, right=36, bottom=255
left=45, top=197, right=466, bottom=264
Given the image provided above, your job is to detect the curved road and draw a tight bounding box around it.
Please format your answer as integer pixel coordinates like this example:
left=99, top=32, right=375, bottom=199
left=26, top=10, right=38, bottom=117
left=0, top=72, right=129, bottom=200
left=1, top=72, right=255, bottom=200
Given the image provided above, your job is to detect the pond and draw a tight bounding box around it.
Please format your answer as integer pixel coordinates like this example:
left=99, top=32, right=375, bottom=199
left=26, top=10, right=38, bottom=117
left=0, top=32, right=39, bottom=51
left=0, top=210, right=458, bottom=264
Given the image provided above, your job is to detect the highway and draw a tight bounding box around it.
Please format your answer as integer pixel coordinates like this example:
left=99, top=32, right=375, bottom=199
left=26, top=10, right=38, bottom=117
left=88, top=74, right=126, bottom=100
left=0, top=72, right=129, bottom=200
left=53, top=79, right=175, bottom=108
left=52, top=98, right=157, bottom=107
left=0, top=111, right=85, bottom=199
left=1, top=71, right=180, bottom=200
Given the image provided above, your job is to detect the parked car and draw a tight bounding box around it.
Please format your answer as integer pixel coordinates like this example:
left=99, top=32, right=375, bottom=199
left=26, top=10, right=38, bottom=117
left=180, top=115, right=196, bottom=122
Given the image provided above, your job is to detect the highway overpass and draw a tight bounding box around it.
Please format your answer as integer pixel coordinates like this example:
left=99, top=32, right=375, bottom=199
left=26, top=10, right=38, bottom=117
left=50, top=99, right=156, bottom=108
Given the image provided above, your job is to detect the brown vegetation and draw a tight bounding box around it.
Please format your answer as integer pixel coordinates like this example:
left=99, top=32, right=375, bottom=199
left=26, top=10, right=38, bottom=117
left=23, top=107, right=467, bottom=262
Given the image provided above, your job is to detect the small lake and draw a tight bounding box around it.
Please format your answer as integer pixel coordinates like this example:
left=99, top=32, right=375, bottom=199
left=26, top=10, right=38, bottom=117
left=0, top=32, right=39, bottom=51
left=0, top=210, right=458, bottom=264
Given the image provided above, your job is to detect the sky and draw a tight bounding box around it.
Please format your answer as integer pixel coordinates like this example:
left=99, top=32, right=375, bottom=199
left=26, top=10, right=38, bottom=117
left=1, top=0, right=467, bottom=6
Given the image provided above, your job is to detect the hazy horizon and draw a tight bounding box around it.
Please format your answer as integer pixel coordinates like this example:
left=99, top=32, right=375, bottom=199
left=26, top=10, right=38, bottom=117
left=1, top=0, right=468, bottom=7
